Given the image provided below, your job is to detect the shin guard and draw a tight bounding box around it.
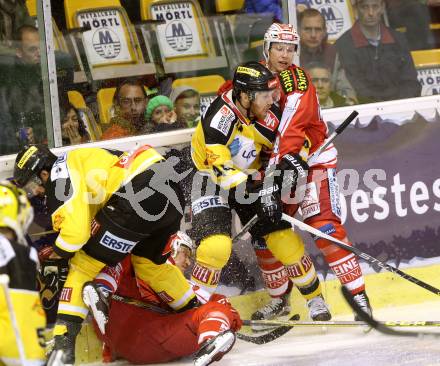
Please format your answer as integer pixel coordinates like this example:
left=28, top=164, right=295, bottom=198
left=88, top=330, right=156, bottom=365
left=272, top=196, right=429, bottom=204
left=312, top=221, right=365, bottom=294
left=254, top=246, right=290, bottom=298
left=265, top=229, right=322, bottom=300
left=191, top=235, right=232, bottom=299
left=57, top=250, right=106, bottom=320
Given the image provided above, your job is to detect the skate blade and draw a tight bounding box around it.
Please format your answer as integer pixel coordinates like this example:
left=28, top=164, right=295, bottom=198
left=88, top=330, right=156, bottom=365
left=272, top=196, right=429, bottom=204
left=82, top=285, right=107, bottom=335
left=47, top=349, right=73, bottom=366
left=194, top=331, right=236, bottom=366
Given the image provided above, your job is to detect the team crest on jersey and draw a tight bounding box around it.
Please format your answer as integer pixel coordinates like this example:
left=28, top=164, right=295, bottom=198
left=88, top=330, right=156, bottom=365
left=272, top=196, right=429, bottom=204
left=293, top=67, right=309, bottom=92
left=210, top=105, right=235, bottom=136
left=52, top=214, right=64, bottom=231
left=205, top=148, right=220, bottom=165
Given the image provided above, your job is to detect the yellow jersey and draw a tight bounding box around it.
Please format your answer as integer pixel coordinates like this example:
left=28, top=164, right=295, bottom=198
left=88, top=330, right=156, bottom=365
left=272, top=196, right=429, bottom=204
left=191, top=90, right=281, bottom=190
left=47, top=146, right=164, bottom=254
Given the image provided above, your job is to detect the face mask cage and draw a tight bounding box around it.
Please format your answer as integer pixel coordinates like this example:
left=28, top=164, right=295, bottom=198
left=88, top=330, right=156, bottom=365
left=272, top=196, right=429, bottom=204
left=22, top=175, right=43, bottom=199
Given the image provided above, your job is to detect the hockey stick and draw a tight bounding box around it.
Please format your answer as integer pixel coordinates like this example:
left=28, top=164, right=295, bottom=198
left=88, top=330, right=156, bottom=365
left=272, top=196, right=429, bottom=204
left=307, top=110, right=358, bottom=165
left=242, top=318, right=440, bottom=328
left=233, top=111, right=359, bottom=243
left=0, top=274, right=27, bottom=365
left=237, top=314, right=299, bottom=344
left=111, top=294, right=170, bottom=314
left=232, top=215, right=259, bottom=242
left=341, top=286, right=440, bottom=338
left=281, top=213, right=440, bottom=297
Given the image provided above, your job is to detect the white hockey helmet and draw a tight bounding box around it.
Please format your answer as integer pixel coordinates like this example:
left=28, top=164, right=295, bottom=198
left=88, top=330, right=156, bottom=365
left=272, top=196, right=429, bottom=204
left=169, top=231, right=195, bottom=259
left=263, top=23, right=300, bottom=61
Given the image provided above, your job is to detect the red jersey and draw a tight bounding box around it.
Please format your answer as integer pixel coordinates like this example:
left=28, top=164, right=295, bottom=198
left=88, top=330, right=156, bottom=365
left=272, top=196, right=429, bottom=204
left=272, top=64, right=337, bottom=168
left=95, top=256, right=170, bottom=310
left=93, top=257, right=242, bottom=364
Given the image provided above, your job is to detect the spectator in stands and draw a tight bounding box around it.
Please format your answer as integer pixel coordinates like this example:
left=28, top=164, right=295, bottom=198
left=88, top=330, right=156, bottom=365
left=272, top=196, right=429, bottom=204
left=244, top=0, right=282, bottom=22
left=7, top=25, right=46, bottom=148
left=15, top=24, right=40, bottom=64
left=335, top=0, right=422, bottom=102
left=170, top=86, right=201, bottom=128
left=0, top=23, right=73, bottom=155
left=385, top=0, right=432, bottom=50
left=101, top=78, right=150, bottom=140
left=0, top=0, right=33, bottom=55
left=306, top=62, right=351, bottom=108
left=61, top=103, right=90, bottom=146
left=299, top=8, right=357, bottom=104
left=145, top=95, right=185, bottom=132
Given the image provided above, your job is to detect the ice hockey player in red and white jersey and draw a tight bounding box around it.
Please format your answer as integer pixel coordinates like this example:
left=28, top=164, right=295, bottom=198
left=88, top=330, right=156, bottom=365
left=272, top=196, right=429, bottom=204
left=82, top=231, right=242, bottom=366
left=251, top=23, right=372, bottom=321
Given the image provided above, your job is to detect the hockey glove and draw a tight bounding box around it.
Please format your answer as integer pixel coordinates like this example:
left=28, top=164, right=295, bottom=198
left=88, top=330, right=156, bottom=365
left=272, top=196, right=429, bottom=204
left=276, top=153, right=309, bottom=191
left=37, top=258, right=69, bottom=324
left=254, top=183, right=282, bottom=224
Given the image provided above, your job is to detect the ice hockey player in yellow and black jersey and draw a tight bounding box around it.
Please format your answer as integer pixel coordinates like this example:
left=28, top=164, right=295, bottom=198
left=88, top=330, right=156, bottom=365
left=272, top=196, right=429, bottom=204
left=13, top=144, right=196, bottom=365
left=190, top=62, right=326, bottom=312
left=0, top=181, right=46, bottom=366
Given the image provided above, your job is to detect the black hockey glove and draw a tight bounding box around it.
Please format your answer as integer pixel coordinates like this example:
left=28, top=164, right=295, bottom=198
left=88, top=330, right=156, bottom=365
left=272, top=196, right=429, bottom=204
left=276, top=153, right=309, bottom=191
left=37, top=258, right=69, bottom=324
left=254, top=183, right=282, bottom=224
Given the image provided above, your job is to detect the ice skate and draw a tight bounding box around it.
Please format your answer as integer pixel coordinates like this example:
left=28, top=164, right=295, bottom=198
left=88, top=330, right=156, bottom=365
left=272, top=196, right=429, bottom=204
left=82, top=281, right=110, bottom=335
left=352, top=290, right=372, bottom=321
left=251, top=292, right=291, bottom=332
left=307, top=294, right=332, bottom=321
left=194, top=330, right=236, bottom=366
left=47, top=322, right=80, bottom=366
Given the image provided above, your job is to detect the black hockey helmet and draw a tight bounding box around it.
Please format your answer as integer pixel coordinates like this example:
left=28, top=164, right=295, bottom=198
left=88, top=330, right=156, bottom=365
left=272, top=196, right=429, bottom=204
left=14, top=144, right=57, bottom=187
left=233, top=61, right=277, bottom=98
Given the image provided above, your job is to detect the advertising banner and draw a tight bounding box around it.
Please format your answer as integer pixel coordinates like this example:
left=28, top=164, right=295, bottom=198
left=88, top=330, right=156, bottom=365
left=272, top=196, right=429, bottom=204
left=322, top=115, right=440, bottom=271
left=77, top=10, right=133, bottom=66
left=151, top=2, right=204, bottom=59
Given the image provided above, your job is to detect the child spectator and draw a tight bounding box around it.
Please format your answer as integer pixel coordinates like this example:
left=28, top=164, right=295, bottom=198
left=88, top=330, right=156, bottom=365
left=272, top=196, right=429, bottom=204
left=170, top=86, right=201, bottom=128
left=145, top=95, right=184, bottom=132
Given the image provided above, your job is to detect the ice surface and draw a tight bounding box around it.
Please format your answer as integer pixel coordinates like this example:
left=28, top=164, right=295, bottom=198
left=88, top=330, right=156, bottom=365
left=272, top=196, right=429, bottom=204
left=84, top=301, right=440, bottom=366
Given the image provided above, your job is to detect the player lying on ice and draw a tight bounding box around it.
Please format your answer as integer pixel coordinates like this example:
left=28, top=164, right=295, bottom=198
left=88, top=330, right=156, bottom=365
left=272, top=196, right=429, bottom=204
left=82, top=231, right=242, bottom=366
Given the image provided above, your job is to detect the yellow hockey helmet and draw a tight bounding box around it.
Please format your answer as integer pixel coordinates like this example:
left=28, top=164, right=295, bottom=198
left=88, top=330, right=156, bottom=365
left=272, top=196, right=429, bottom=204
left=0, top=181, right=34, bottom=244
